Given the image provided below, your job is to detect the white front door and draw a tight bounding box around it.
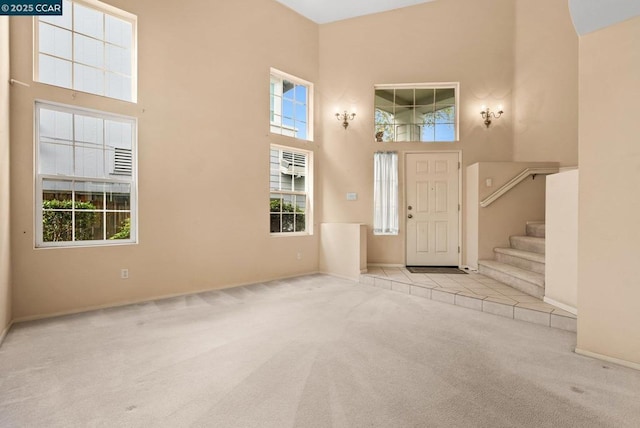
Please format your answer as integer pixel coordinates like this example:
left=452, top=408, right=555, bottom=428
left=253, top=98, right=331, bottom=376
left=406, top=152, right=460, bottom=266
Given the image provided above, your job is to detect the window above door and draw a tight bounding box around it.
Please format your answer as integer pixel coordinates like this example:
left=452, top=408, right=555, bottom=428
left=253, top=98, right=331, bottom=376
left=374, top=83, right=459, bottom=143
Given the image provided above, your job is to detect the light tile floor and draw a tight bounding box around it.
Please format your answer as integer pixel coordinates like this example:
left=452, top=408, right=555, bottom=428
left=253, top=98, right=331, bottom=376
left=360, top=266, right=577, bottom=332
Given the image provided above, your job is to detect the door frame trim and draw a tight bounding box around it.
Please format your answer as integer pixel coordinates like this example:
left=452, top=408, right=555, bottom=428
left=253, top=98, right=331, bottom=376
left=403, top=150, right=462, bottom=267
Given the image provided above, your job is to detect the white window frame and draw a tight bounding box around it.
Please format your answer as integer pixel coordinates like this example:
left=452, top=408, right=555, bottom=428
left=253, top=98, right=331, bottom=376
left=33, top=0, right=138, bottom=102
left=374, top=82, right=460, bottom=142
left=35, top=101, right=138, bottom=248
left=270, top=144, right=313, bottom=236
left=270, top=68, right=314, bottom=141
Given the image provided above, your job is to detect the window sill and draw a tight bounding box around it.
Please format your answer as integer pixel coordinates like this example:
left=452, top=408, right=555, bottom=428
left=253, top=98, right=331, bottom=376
left=35, top=240, right=138, bottom=249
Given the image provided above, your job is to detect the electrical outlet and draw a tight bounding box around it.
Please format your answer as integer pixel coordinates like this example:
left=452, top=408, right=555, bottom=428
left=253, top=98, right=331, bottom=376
left=121, top=269, right=129, bottom=279
left=297, top=252, right=302, bottom=260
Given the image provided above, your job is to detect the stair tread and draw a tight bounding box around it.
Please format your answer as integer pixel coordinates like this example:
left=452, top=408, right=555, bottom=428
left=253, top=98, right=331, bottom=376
left=511, top=235, right=545, bottom=242
left=478, top=260, right=545, bottom=287
left=494, top=247, right=545, bottom=264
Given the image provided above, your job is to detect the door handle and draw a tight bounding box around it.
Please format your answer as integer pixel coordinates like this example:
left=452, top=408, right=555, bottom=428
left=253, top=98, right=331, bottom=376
left=408, top=214, right=413, bottom=219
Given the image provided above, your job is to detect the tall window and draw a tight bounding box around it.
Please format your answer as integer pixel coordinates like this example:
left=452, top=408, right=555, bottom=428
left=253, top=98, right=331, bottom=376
left=35, top=102, right=136, bottom=247
left=35, top=0, right=137, bottom=102
left=374, top=83, right=459, bottom=142
left=270, top=68, right=313, bottom=141
left=270, top=146, right=312, bottom=234
left=373, top=151, right=399, bottom=235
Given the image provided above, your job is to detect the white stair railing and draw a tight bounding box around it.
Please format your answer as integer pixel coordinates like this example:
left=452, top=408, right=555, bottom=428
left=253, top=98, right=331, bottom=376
left=480, top=167, right=559, bottom=208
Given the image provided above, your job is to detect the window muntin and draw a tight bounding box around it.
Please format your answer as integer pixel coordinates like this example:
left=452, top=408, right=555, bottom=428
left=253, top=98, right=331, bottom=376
left=35, top=0, right=137, bottom=102
left=270, top=146, right=311, bottom=234
left=36, top=102, right=136, bottom=247
left=374, top=83, right=459, bottom=142
left=270, top=68, right=313, bottom=141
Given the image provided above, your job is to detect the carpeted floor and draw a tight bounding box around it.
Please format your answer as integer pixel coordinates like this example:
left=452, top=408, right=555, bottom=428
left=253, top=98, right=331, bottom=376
left=1, top=274, right=639, bottom=427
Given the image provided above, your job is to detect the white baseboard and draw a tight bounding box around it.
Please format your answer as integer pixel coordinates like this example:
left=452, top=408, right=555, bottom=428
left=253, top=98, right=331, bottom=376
left=13, top=271, right=322, bottom=324
left=543, top=297, right=577, bottom=315
left=367, top=263, right=404, bottom=268
left=574, top=348, right=640, bottom=372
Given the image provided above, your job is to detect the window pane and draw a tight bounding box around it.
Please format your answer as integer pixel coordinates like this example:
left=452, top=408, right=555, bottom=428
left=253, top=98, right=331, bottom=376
left=105, top=14, right=132, bottom=48
left=74, top=33, right=104, bottom=68
left=283, top=80, right=295, bottom=100
left=395, top=89, right=413, bottom=106
left=282, top=99, right=294, bottom=120
left=435, top=88, right=455, bottom=105
left=393, top=106, right=413, bottom=126
left=39, top=54, right=72, bottom=88
left=435, top=124, right=456, bottom=142
left=294, top=214, right=305, bottom=232
left=294, top=103, right=306, bottom=122
left=42, top=179, right=74, bottom=242
left=42, top=211, right=73, bottom=242
left=40, top=143, right=73, bottom=175
left=294, top=85, right=307, bottom=103
left=295, top=122, right=307, bottom=140
left=75, top=181, right=104, bottom=209
left=75, top=115, right=105, bottom=177
left=74, top=3, right=104, bottom=39
left=435, top=106, right=455, bottom=124
left=106, top=183, right=131, bottom=210
left=270, top=214, right=281, bottom=233
left=375, top=89, right=394, bottom=107
left=415, top=89, right=434, bottom=106
left=74, top=63, right=105, bottom=95
left=40, top=0, right=72, bottom=29
left=107, top=212, right=130, bottom=239
left=43, top=179, right=72, bottom=202
left=421, top=122, right=436, bottom=142
left=281, top=213, right=294, bottom=232
left=105, top=72, right=131, bottom=101
left=105, top=44, right=130, bottom=75
left=39, top=22, right=72, bottom=59
left=75, top=210, right=103, bottom=240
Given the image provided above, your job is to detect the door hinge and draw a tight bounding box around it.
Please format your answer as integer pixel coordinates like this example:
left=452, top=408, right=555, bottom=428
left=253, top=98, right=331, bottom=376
left=458, top=204, right=461, bottom=212
left=458, top=162, right=461, bottom=170
left=458, top=246, right=461, bottom=254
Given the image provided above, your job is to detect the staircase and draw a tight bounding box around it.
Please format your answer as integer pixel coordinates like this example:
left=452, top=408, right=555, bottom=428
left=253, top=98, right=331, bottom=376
left=478, top=222, right=546, bottom=299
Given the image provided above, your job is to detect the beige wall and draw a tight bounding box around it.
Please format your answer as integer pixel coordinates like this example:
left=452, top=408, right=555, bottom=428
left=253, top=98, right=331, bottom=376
left=577, top=16, right=640, bottom=368
left=318, top=0, right=516, bottom=265
left=9, top=0, right=321, bottom=319
left=512, top=0, right=578, bottom=167
left=319, top=223, right=367, bottom=281
left=0, top=17, right=11, bottom=340
left=545, top=170, right=578, bottom=314
left=465, top=162, right=555, bottom=268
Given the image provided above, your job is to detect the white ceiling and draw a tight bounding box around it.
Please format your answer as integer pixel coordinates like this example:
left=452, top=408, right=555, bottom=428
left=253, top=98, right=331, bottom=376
left=274, top=0, right=436, bottom=24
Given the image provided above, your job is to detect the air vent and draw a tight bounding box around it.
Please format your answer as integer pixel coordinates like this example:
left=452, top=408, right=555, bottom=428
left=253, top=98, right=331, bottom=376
left=112, top=148, right=132, bottom=176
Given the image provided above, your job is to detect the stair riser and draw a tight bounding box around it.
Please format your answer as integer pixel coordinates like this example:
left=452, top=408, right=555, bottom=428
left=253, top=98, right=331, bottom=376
left=510, top=237, right=545, bottom=254
left=478, top=264, right=545, bottom=299
left=526, top=223, right=546, bottom=238
left=495, top=252, right=545, bottom=274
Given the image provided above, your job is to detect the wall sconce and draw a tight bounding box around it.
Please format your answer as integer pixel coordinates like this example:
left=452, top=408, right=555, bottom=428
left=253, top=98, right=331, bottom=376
left=336, top=110, right=356, bottom=129
left=480, top=105, right=504, bottom=128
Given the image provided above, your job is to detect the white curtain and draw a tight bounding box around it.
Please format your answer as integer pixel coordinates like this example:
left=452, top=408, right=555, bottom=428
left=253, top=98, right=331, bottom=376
left=373, top=151, right=399, bottom=235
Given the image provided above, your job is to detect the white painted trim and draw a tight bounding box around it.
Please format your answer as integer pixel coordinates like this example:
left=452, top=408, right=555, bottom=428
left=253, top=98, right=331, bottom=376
left=0, top=321, right=13, bottom=348
left=367, top=263, right=404, bottom=268
left=480, top=167, right=559, bottom=208
left=574, top=348, right=640, bottom=372
left=544, top=297, right=577, bottom=316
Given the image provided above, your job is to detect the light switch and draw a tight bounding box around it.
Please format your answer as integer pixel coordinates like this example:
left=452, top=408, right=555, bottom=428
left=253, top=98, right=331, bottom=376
left=485, top=178, right=493, bottom=187
left=346, top=192, right=358, bottom=201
